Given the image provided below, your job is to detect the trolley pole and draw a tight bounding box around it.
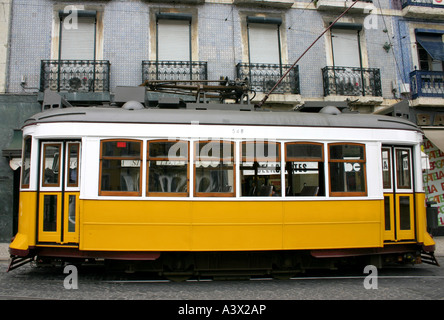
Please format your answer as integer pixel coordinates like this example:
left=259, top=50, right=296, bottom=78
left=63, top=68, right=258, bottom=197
left=256, top=0, right=360, bottom=108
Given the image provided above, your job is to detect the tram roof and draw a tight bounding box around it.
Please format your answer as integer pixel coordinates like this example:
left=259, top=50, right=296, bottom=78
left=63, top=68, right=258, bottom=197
left=24, top=106, right=420, bottom=132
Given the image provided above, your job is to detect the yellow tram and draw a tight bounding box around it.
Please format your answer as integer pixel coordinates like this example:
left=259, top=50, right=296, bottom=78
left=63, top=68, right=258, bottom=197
left=8, top=102, right=438, bottom=275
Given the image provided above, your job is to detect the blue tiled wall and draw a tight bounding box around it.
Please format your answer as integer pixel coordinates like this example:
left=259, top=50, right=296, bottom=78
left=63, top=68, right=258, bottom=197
left=7, top=0, right=403, bottom=99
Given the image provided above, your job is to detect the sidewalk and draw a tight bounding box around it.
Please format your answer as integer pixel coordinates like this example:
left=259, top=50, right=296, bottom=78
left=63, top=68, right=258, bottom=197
left=0, top=242, right=10, bottom=261
left=1, top=237, right=444, bottom=261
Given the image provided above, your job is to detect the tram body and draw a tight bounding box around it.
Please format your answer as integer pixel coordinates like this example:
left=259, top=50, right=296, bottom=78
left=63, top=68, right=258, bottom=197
left=8, top=105, right=437, bottom=274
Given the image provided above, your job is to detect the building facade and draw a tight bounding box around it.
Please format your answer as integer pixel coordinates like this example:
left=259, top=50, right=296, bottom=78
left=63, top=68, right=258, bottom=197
left=0, top=0, right=443, bottom=240
left=379, top=0, right=444, bottom=231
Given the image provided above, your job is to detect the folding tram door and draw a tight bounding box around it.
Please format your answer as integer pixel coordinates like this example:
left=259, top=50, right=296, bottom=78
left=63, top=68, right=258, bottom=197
left=37, top=141, right=81, bottom=245
left=382, top=146, right=416, bottom=242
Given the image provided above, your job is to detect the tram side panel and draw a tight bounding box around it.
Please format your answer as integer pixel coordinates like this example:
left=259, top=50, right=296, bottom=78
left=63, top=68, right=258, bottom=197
left=79, top=199, right=383, bottom=252
left=9, top=134, right=38, bottom=255
left=9, top=192, right=37, bottom=255
left=282, top=199, right=383, bottom=250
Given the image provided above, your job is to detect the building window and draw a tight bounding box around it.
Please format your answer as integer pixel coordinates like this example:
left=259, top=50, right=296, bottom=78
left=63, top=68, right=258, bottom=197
left=239, top=16, right=295, bottom=94
left=156, top=13, right=192, bottom=62
left=194, top=141, right=235, bottom=197
left=147, top=140, right=189, bottom=196
left=285, top=143, right=324, bottom=197
left=247, top=17, right=282, bottom=65
left=328, top=143, right=366, bottom=196
left=41, top=9, right=109, bottom=93
left=323, top=24, right=381, bottom=97
left=240, top=141, right=281, bottom=196
left=99, top=140, right=142, bottom=196
left=416, top=31, right=444, bottom=72
left=59, top=10, right=97, bottom=60
left=331, top=27, right=362, bottom=69
left=143, top=12, right=207, bottom=82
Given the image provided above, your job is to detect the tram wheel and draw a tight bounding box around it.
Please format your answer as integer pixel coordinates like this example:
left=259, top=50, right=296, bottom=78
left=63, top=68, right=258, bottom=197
left=271, top=272, right=296, bottom=280
left=163, top=272, right=193, bottom=282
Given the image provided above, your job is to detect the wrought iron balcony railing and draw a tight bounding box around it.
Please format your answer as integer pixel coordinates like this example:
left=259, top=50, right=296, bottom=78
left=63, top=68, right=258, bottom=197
left=401, top=0, right=441, bottom=8
left=142, top=60, right=208, bottom=82
left=410, top=70, right=444, bottom=99
left=322, top=66, right=382, bottom=97
left=236, top=63, right=300, bottom=94
left=40, top=60, right=110, bottom=93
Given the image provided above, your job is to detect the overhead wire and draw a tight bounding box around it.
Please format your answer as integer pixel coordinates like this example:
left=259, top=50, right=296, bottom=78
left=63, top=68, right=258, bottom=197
left=375, top=0, right=413, bottom=105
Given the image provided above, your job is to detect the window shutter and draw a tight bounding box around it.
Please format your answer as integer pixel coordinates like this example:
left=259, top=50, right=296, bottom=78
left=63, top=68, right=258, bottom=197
left=157, top=19, right=190, bottom=61
left=248, top=23, right=280, bottom=64
left=331, top=29, right=361, bottom=68
left=60, top=16, right=96, bottom=60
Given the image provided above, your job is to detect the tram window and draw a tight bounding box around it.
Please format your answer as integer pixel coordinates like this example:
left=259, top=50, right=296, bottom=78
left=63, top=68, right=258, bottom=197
left=329, top=143, right=367, bottom=196
left=99, top=140, right=142, bottom=196
left=195, top=140, right=235, bottom=197
left=381, top=148, right=392, bottom=189
left=396, top=149, right=411, bottom=189
left=240, top=141, right=281, bottom=197
left=67, top=143, right=80, bottom=188
left=21, top=136, right=32, bottom=188
left=285, top=143, right=324, bottom=197
left=42, top=143, right=61, bottom=187
left=147, top=140, right=189, bottom=196
left=43, top=195, right=58, bottom=232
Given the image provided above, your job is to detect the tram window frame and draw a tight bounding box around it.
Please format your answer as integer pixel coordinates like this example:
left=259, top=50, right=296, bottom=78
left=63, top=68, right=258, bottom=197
left=285, top=142, right=324, bottom=197
left=395, top=148, right=412, bottom=190
left=147, top=140, right=189, bottom=197
left=99, top=139, right=142, bottom=196
left=41, top=143, right=62, bottom=188
left=328, top=143, right=367, bottom=197
left=194, top=140, right=236, bottom=197
left=21, top=136, right=32, bottom=189
left=66, top=142, right=80, bottom=188
left=240, top=141, right=281, bottom=197
left=381, top=147, right=392, bottom=190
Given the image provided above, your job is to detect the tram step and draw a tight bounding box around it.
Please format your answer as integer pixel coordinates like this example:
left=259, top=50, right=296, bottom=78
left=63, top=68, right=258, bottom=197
left=420, top=251, right=440, bottom=267
left=7, top=256, right=34, bottom=272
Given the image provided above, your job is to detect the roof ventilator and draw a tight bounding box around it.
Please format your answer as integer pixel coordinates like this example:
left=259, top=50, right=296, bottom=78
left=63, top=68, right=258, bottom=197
left=319, top=106, right=342, bottom=115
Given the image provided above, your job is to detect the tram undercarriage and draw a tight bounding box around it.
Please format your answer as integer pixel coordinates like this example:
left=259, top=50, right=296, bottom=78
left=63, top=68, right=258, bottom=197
left=8, top=244, right=438, bottom=279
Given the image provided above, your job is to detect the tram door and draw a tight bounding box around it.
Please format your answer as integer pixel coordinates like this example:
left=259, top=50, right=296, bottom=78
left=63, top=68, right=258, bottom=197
left=38, top=141, right=81, bottom=245
left=382, top=146, right=415, bottom=242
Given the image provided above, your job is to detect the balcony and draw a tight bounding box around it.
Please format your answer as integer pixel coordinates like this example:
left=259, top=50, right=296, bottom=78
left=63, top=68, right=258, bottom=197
left=322, top=66, right=382, bottom=102
left=401, top=0, right=444, bottom=18
left=236, top=63, right=300, bottom=95
left=142, top=60, right=208, bottom=83
left=40, top=60, right=110, bottom=93
left=410, top=70, right=444, bottom=106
